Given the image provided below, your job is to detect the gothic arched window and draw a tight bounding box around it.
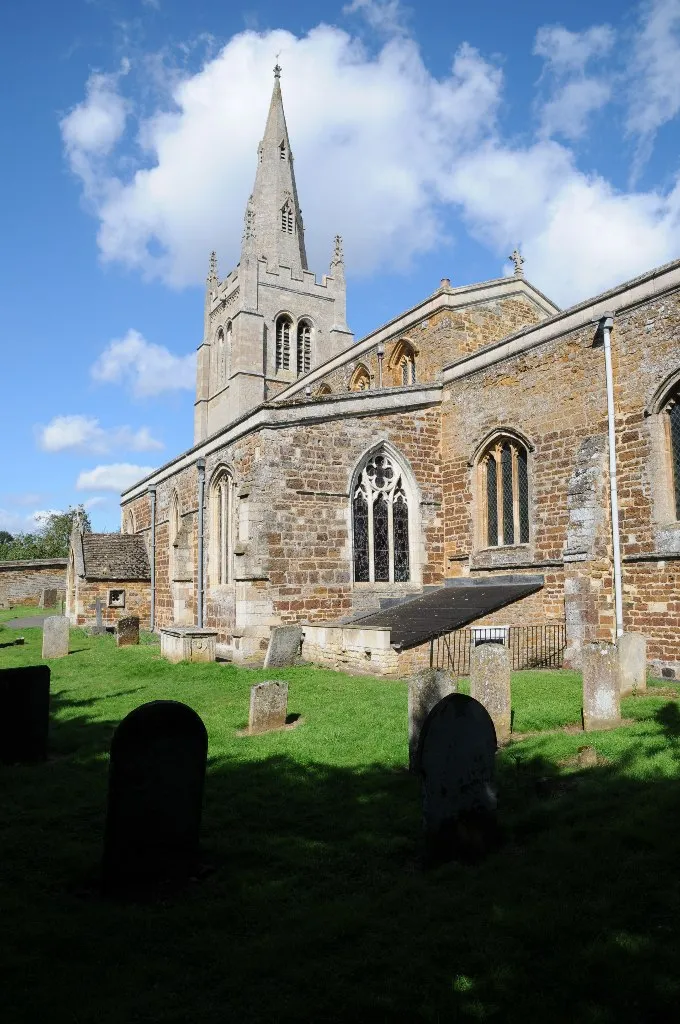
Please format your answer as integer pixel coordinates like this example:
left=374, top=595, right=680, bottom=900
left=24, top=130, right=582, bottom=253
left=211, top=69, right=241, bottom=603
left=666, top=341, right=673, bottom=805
left=214, top=327, right=225, bottom=388
left=352, top=451, right=410, bottom=583
left=350, top=364, right=371, bottom=391
left=297, top=320, right=312, bottom=376
left=122, top=508, right=135, bottom=534
left=275, top=315, right=292, bottom=370
left=281, top=201, right=293, bottom=234
left=209, top=469, right=233, bottom=586
left=316, top=383, right=332, bottom=397
left=389, top=339, right=417, bottom=387
left=662, top=388, right=680, bottom=519
left=478, top=435, right=530, bottom=547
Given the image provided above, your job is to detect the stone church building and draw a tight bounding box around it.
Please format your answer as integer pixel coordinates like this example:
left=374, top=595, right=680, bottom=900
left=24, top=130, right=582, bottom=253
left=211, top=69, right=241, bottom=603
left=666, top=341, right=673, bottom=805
left=109, top=68, right=680, bottom=677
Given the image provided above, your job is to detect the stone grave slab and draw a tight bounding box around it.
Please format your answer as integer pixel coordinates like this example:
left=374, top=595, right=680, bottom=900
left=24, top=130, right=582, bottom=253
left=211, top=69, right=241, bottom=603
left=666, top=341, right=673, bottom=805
left=42, top=615, right=69, bottom=659
left=88, top=597, right=108, bottom=636
left=582, top=642, right=621, bottom=730
left=160, top=626, right=218, bottom=663
left=618, top=633, right=647, bottom=696
left=264, top=625, right=303, bottom=668
left=417, top=693, right=498, bottom=865
left=408, top=668, right=456, bottom=771
left=249, top=680, right=289, bottom=734
left=116, top=615, right=140, bottom=648
left=40, top=589, right=58, bottom=609
left=0, top=665, right=50, bottom=763
left=101, top=700, right=208, bottom=894
left=470, top=642, right=511, bottom=742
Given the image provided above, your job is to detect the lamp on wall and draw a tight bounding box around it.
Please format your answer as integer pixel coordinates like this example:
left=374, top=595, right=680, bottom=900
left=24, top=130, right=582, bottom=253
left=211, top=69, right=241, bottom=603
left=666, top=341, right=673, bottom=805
left=377, top=343, right=385, bottom=388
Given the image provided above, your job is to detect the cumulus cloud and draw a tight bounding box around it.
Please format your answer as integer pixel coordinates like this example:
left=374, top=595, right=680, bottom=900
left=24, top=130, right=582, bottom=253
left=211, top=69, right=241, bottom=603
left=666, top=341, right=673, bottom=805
left=534, top=24, right=615, bottom=140
left=60, top=61, right=130, bottom=197
left=60, top=15, right=680, bottom=308
left=343, top=0, right=409, bottom=36
left=627, top=0, right=680, bottom=165
left=38, top=414, right=162, bottom=454
left=76, top=463, right=156, bottom=492
left=91, top=329, right=196, bottom=397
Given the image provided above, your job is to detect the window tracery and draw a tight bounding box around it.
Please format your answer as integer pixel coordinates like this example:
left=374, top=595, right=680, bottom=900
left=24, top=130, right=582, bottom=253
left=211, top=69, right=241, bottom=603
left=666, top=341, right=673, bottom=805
left=350, top=364, right=371, bottom=391
left=353, top=452, right=410, bottom=583
left=275, top=315, right=292, bottom=370
left=209, top=469, right=233, bottom=585
left=478, top=436, right=530, bottom=547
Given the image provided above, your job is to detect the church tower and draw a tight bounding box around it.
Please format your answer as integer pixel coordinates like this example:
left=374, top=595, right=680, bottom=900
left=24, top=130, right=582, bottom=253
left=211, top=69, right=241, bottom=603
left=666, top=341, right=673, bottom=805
left=194, top=66, right=353, bottom=442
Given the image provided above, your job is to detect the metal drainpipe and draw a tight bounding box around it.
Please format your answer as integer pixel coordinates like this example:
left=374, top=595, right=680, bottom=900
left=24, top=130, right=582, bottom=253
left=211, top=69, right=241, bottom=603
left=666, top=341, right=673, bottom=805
left=600, top=312, right=624, bottom=639
left=197, top=458, right=206, bottom=628
left=148, top=486, right=157, bottom=632
left=377, top=343, right=384, bottom=387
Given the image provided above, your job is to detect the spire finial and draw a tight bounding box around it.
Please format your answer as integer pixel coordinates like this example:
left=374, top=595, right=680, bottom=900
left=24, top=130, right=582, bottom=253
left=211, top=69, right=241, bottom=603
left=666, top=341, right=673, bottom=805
left=273, top=60, right=282, bottom=79
left=207, top=250, right=218, bottom=284
left=509, top=247, right=524, bottom=277
left=331, top=234, right=344, bottom=267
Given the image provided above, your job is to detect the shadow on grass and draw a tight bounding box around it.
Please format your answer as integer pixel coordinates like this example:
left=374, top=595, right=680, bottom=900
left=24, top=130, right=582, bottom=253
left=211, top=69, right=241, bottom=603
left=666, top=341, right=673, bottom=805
left=1, top=691, right=680, bottom=1023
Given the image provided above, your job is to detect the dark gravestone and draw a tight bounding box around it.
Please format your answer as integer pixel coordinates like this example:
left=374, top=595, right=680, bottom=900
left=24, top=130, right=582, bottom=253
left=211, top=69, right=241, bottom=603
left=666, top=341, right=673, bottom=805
left=40, top=588, right=58, bottom=609
left=116, top=615, right=140, bottom=647
left=0, top=665, right=50, bottom=763
left=102, top=701, right=208, bottom=894
left=264, top=626, right=303, bottom=668
left=416, top=693, right=498, bottom=866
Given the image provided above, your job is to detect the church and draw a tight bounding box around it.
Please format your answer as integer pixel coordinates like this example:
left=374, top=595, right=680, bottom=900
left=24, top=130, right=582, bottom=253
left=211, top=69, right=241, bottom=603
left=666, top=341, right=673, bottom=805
left=67, top=67, right=680, bottom=680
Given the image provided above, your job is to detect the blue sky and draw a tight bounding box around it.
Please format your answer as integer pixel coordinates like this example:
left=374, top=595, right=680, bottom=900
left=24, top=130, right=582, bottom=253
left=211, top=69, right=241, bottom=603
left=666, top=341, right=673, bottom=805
left=1, top=0, right=679, bottom=532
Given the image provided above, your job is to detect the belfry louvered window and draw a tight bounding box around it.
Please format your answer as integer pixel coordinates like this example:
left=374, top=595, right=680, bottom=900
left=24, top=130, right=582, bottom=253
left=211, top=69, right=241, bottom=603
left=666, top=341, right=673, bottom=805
left=275, top=315, right=292, bottom=370
left=352, top=452, right=410, bottom=583
left=297, top=321, right=312, bottom=376
left=667, top=395, right=680, bottom=519
left=479, top=436, right=530, bottom=547
left=281, top=202, right=293, bottom=234
left=210, top=470, right=233, bottom=586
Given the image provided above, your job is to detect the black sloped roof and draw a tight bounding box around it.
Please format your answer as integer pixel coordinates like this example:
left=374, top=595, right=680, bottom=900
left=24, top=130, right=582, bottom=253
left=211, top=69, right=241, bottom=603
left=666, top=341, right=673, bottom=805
left=82, top=533, right=150, bottom=581
left=345, top=577, right=544, bottom=650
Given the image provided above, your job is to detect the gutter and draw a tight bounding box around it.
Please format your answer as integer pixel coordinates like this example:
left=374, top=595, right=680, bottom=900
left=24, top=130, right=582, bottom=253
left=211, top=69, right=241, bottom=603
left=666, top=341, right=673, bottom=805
left=197, top=458, right=206, bottom=628
left=148, top=486, right=156, bottom=631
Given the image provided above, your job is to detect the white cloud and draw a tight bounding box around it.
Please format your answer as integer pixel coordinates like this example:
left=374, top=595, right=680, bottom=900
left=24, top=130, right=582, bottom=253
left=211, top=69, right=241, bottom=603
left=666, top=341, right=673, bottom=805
left=38, top=414, right=163, bottom=454
left=343, top=0, right=408, bottom=36
left=534, top=24, right=615, bottom=140
left=60, top=62, right=130, bottom=197
left=76, top=463, right=156, bottom=492
left=627, top=0, right=680, bottom=164
left=91, top=329, right=196, bottom=396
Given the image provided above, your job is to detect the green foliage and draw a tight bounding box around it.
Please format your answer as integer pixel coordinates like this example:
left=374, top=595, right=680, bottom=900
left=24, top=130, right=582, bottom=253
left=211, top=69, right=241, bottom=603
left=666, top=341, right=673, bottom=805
left=1, top=615, right=680, bottom=1022
left=0, top=505, right=92, bottom=561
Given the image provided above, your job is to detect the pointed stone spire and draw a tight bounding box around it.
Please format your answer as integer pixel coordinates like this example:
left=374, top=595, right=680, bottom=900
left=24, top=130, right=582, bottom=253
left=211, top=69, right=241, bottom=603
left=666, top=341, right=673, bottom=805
left=242, top=66, right=308, bottom=274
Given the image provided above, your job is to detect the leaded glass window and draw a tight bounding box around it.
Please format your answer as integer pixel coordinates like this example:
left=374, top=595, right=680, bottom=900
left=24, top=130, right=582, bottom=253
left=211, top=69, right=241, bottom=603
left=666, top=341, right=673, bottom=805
left=669, top=399, right=680, bottom=520
left=210, top=471, right=233, bottom=585
left=352, top=452, right=411, bottom=583
left=480, top=436, right=530, bottom=547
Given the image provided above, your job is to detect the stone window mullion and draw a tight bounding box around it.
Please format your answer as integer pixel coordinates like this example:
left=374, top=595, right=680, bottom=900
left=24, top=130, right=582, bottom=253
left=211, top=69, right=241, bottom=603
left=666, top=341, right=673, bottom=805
left=387, top=492, right=395, bottom=584
left=511, top=444, right=520, bottom=544
left=494, top=446, right=503, bottom=546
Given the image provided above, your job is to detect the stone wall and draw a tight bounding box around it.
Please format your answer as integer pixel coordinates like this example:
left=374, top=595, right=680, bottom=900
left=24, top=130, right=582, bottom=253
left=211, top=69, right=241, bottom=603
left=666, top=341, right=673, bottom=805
left=71, top=579, right=151, bottom=629
left=0, top=559, right=67, bottom=607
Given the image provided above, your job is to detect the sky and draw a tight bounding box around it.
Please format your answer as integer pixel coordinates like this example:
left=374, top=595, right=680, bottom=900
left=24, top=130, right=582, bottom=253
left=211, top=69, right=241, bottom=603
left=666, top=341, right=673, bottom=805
left=1, top=0, right=679, bottom=533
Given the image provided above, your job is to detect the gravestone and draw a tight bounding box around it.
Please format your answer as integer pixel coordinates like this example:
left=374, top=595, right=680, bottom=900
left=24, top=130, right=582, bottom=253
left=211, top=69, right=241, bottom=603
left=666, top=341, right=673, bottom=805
left=618, top=633, right=647, bottom=696
left=116, top=615, right=140, bottom=648
left=582, top=642, right=621, bottom=730
left=470, top=642, right=511, bottom=742
left=42, top=615, right=69, bottom=659
left=101, top=700, right=208, bottom=894
left=88, top=598, right=107, bottom=636
left=0, top=665, right=50, bottom=763
left=249, top=681, right=288, bottom=733
left=263, top=626, right=303, bottom=668
left=408, top=668, right=456, bottom=771
left=40, top=588, right=57, bottom=609
left=417, top=693, right=498, bottom=865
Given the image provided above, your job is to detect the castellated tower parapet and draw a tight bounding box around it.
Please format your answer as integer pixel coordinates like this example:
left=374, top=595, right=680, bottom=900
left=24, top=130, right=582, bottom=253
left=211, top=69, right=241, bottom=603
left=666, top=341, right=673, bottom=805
left=194, top=67, right=353, bottom=443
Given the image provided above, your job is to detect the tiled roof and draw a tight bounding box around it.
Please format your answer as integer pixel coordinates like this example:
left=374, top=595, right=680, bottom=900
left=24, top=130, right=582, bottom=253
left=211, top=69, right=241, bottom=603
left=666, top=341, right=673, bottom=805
left=82, top=533, right=150, bottom=581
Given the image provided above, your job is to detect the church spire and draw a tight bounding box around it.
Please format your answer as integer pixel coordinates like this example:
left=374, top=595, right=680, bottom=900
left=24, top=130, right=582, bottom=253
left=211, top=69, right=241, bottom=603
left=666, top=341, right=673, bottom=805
left=242, top=66, right=308, bottom=274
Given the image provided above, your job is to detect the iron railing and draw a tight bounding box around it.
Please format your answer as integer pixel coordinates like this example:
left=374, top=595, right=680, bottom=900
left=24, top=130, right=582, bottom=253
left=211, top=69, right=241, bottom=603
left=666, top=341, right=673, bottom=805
left=430, top=623, right=567, bottom=675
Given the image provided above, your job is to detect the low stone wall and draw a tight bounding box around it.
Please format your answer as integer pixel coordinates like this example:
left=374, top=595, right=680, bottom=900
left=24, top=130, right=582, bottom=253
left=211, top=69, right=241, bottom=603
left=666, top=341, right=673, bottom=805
left=302, top=624, right=431, bottom=678
left=0, top=559, right=67, bottom=607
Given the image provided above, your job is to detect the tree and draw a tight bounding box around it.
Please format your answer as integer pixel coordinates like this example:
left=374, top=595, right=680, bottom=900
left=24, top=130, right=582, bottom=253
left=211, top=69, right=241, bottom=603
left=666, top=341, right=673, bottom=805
left=0, top=506, right=92, bottom=561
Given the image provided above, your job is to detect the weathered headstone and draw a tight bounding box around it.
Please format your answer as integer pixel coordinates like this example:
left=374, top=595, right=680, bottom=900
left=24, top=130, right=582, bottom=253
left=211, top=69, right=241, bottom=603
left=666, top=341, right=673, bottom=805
left=248, top=680, right=288, bottom=733
left=618, top=633, right=647, bottom=696
left=116, top=615, right=140, bottom=648
left=582, top=642, right=621, bottom=730
left=101, top=701, right=208, bottom=894
left=263, top=625, right=303, bottom=668
left=470, top=642, right=511, bottom=742
left=88, top=597, right=107, bottom=636
left=417, top=693, right=498, bottom=865
left=408, top=668, right=456, bottom=771
left=40, top=588, right=57, bottom=609
left=0, top=665, right=50, bottom=763
left=42, top=615, right=69, bottom=659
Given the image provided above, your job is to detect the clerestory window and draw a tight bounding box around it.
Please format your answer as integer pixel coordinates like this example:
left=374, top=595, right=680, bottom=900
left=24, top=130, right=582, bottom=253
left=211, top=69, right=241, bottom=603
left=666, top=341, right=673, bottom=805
left=297, top=320, right=312, bottom=376
left=353, top=451, right=410, bottom=583
left=478, top=436, right=530, bottom=547
left=275, top=315, right=292, bottom=370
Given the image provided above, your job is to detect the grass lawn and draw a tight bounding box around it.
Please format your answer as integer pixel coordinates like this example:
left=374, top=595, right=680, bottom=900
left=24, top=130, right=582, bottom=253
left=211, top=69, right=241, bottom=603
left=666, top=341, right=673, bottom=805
left=1, top=609, right=680, bottom=1022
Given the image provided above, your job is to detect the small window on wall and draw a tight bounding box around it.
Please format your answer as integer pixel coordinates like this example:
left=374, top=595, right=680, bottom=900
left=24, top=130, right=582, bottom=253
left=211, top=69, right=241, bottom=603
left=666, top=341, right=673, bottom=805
left=275, top=315, right=292, bottom=370
left=478, top=435, right=530, bottom=547
left=281, top=202, right=293, bottom=234
left=389, top=339, right=417, bottom=387
left=108, top=589, right=125, bottom=608
left=297, top=320, right=312, bottom=375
